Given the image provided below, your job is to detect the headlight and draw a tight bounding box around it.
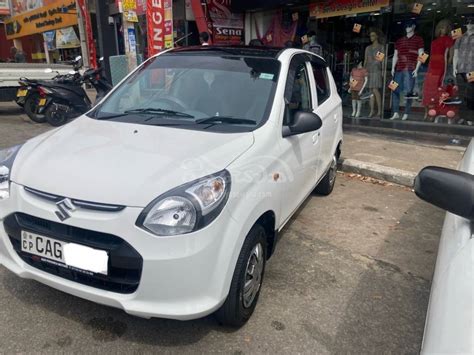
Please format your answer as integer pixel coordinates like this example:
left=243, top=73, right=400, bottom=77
left=0, top=145, right=22, bottom=200
left=136, top=170, right=231, bottom=236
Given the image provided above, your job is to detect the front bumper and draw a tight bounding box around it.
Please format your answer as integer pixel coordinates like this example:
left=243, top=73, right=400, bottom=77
left=0, top=183, right=239, bottom=320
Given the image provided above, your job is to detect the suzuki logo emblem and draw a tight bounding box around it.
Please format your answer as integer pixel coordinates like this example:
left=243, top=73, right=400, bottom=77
left=55, top=198, right=75, bottom=221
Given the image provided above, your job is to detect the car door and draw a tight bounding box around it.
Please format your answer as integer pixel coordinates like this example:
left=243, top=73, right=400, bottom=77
left=278, top=54, right=322, bottom=225
left=311, top=59, right=339, bottom=173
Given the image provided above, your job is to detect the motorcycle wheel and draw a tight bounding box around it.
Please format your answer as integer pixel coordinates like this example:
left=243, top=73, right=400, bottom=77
left=45, top=104, right=69, bottom=127
left=24, top=93, right=47, bottom=123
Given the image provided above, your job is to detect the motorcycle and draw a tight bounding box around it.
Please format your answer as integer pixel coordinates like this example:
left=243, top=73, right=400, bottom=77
left=38, top=58, right=112, bottom=127
left=15, top=57, right=83, bottom=123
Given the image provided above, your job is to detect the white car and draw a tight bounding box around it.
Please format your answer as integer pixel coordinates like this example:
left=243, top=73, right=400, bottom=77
left=415, top=139, right=474, bottom=353
left=0, top=46, right=342, bottom=326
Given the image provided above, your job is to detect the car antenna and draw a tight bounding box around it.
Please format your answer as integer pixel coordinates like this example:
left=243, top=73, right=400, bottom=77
left=174, top=33, right=193, bottom=46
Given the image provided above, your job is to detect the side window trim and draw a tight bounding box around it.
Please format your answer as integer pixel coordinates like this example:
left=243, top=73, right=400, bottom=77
left=305, top=61, right=318, bottom=109
left=282, top=54, right=313, bottom=127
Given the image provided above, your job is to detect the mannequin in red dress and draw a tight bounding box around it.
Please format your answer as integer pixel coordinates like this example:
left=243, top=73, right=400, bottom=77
left=422, top=19, right=454, bottom=120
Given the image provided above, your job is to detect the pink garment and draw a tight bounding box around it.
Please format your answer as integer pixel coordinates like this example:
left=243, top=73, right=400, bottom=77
left=351, top=68, right=368, bottom=91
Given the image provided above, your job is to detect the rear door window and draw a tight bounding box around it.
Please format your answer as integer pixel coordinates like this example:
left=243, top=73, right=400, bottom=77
left=311, top=63, right=331, bottom=105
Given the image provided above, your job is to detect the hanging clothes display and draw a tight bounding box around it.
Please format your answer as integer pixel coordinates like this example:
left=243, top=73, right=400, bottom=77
left=255, top=11, right=297, bottom=47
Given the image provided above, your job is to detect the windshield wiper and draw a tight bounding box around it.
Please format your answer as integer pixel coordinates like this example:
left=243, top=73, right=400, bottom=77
left=97, top=108, right=194, bottom=120
left=127, top=108, right=194, bottom=118
left=195, top=116, right=256, bottom=125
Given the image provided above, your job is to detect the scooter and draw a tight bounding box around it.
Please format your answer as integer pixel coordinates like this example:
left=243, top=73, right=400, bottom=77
left=15, top=57, right=83, bottom=123
left=38, top=58, right=112, bottom=127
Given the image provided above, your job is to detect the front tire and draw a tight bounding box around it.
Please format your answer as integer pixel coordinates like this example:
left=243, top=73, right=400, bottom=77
left=45, top=104, right=69, bottom=127
left=24, top=93, right=46, bottom=123
left=215, top=224, right=267, bottom=327
left=315, top=153, right=338, bottom=195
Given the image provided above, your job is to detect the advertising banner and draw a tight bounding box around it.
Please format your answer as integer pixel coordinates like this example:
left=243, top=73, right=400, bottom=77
left=0, top=0, right=10, bottom=15
left=43, top=30, right=55, bottom=50
left=309, top=0, right=390, bottom=19
left=56, top=26, right=80, bottom=48
left=207, top=0, right=244, bottom=45
left=147, top=0, right=173, bottom=56
left=77, top=0, right=97, bottom=68
left=5, top=0, right=78, bottom=40
left=136, top=0, right=146, bottom=15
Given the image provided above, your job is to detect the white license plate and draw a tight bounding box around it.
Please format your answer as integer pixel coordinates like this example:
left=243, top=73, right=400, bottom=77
left=21, top=231, right=108, bottom=275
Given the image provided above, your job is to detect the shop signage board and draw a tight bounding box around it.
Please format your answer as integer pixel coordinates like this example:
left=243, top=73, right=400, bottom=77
left=0, top=0, right=10, bottom=15
left=147, top=0, right=173, bottom=56
left=10, top=0, right=58, bottom=16
left=309, top=0, right=390, bottom=19
left=5, top=0, right=78, bottom=40
left=123, top=0, right=137, bottom=11
left=207, top=0, right=244, bottom=45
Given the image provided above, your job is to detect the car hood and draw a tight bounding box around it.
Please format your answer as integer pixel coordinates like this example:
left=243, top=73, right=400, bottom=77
left=12, top=117, right=255, bottom=207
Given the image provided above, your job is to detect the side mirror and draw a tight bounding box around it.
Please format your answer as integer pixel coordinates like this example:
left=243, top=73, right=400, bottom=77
left=99, top=57, right=104, bottom=61
left=414, top=166, right=474, bottom=220
left=283, top=111, right=323, bottom=137
left=44, top=68, right=53, bottom=73
left=75, top=56, right=82, bottom=62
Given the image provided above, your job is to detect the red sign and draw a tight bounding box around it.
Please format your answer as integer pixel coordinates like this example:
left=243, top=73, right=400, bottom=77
left=207, top=0, right=244, bottom=45
left=77, top=0, right=97, bottom=68
left=147, top=0, right=165, bottom=56
left=147, top=0, right=173, bottom=57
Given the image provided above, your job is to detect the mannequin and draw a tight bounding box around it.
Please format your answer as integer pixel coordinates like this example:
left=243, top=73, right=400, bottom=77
left=303, top=31, right=323, bottom=57
left=348, top=62, right=368, bottom=117
left=422, top=19, right=454, bottom=120
left=364, top=29, right=384, bottom=118
left=453, top=18, right=474, bottom=112
left=390, top=20, right=424, bottom=121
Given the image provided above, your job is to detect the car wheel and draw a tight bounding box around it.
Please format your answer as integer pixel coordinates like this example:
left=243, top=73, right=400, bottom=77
left=315, top=153, right=338, bottom=196
left=215, top=224, right=267, bottom=327
left=24, top=94, right=46, bottom=123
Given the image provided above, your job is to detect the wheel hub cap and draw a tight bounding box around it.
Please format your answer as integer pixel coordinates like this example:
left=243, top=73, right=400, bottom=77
left=329, top=155, right=337, bottom=186
left=243, top=243, right=264, bottom=308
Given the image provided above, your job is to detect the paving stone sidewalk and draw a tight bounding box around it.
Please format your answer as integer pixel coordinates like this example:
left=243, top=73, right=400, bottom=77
left=340, top=132, right=467, bottom=186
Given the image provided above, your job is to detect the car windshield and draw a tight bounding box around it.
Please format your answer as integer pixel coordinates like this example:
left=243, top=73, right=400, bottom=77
left=91, top=52, right=281, bottom=133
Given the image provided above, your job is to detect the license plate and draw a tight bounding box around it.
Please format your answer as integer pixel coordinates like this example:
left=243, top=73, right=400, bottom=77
left=38, top=98, right=46, bottom=106
left=17, top=89, right=28, bottom=97
left=21, top=231, right=108, bottom=275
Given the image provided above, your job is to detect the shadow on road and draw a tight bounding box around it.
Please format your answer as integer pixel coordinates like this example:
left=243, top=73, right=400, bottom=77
left=1, top=269, right=237, bottom=348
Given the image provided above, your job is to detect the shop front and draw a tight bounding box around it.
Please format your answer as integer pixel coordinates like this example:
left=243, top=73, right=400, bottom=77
left=4, top=0, right=83, bottom=63
left=234, top=0, right=474, bottom=131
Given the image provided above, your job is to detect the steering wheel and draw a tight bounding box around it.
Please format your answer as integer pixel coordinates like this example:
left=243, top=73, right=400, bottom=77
left=155, top=95, right=188, bottom=112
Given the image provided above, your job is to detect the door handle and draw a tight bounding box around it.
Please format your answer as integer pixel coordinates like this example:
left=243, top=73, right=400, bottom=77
left=312, top=132, right=320, bottom=144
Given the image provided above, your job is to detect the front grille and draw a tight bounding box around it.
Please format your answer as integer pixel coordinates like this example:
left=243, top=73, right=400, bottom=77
left=4, top=213, right=143, bottom=294
left=24, top=187, right=126, bottom=212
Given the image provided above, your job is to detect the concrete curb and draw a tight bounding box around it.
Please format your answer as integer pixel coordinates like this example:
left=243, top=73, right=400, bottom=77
left=338, top=158, right=417, bottom=187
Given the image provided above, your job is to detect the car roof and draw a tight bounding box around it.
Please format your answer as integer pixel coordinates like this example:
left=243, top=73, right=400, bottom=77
left=168, top=45, right=284, bottom=58
left=166, top=45, right=327, bottom=66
